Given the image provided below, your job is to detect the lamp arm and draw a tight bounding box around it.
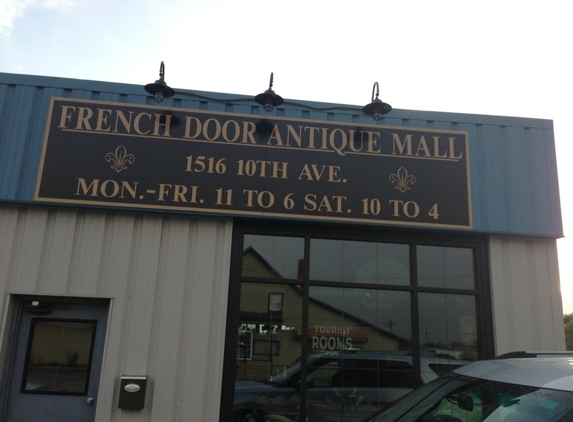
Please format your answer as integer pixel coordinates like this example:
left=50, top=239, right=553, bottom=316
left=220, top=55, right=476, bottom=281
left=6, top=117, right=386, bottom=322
left=372, top=82, right=380, bottom=102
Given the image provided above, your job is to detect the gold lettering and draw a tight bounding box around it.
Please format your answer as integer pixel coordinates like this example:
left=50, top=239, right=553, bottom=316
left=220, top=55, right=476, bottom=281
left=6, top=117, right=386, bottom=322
left=183, top=116, right=202, bottom=139
left=222, top=120, right=240, bottom=143
left=152, top=113, right=171, bottom=137
left=243, top=189, right=257, bottom=207
left=392, top=133, right=413, bottom=156
left=272, top=162, right=288, bottom=179
left=433, top=136, right=448, bottom=158
left=96, top=108, right=113, bottom=132
left=242, top=121, right=257, bottom=144
left=348, top=130, right=365, bottom=153
left=449, top=137, right=463, bottom=159
left=58, top=105, right=76, bottom=128
left=303, top=194, right=346, bottom=212
left=134, top=112, right=152, bottom=135
left=366, top=132, right=381, bottom=153
left=331, top=195, right=346, bottom=213
left=119, top=181, right=138, bottom=199
left=304, top=194, right=318, bottom=211
left=320, top=127, right=329, bottom=150
left=267, top=125, right=283, bottom=146
left=415, top=135, right=431, bottom=157
left=329, top=129, right=348, bottom=156
left=286, top=125, right=302, bottom=147
left=298, top=164, right=314, bottom=181
left=202, top=118, right=221, bottom=141
left=157, top=184, right=172, bottom=201
left=303, top=127, right=320, bottom=149
left=100, top=180, right=119, bottom=198
left=316, top=195, right=334, bottom=212
left=75, top=107, right=93, bottom=130
left=75, top=178, right=99, bottom=196
left=113, top=110, right=134, bottom=133
left=173, top=185, right=188, bottom=202
left=328, top=166, right=342, bottom=182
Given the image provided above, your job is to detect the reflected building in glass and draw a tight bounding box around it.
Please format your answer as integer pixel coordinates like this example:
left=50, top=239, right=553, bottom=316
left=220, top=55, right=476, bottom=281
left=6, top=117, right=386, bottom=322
left=232, top=234, right=480, bottom=421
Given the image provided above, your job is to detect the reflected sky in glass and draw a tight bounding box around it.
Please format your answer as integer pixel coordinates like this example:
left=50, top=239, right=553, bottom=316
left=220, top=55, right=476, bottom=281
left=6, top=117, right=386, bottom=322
left=418, top=246, right=474, bottom=289
left=310, top=239, right=410, bottom=285
left=243, top=234, right=304, bottom=279
left=309, top=286, right=411, bottom=341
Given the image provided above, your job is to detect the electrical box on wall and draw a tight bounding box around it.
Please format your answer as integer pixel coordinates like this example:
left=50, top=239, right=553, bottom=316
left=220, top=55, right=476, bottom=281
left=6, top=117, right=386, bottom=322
left=118, top=376, right=147, bottom=410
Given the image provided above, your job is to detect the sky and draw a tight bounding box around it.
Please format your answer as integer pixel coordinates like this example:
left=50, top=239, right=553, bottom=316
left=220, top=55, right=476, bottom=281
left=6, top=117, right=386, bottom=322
left=1, top=0, right=572, bottom=311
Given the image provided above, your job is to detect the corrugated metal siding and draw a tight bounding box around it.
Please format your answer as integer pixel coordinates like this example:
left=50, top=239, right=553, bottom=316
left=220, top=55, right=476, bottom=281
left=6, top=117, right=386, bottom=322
left=0, top=72, right=562, bottom=238
left=0, top=205, right=233, bottom=422
left=489, top=236, right=565, bottom=354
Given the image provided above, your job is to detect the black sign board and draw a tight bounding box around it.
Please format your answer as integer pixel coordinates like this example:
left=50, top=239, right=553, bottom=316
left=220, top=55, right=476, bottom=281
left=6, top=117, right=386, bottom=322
left=35, top=98, right=472, bottom=229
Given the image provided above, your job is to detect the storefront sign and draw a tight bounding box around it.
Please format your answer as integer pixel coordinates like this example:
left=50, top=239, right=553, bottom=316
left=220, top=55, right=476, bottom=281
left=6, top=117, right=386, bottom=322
left=309, top=326, right=369, bottom=351
left=35, top=98, right=472, bottom=228
left=310, top=336, right=354, bottom=351
left=308, top=326, right=369, bottom=339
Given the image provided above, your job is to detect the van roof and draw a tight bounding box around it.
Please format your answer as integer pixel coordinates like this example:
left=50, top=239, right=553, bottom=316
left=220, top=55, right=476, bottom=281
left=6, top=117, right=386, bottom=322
left=454, top=357, right=573, bottom=391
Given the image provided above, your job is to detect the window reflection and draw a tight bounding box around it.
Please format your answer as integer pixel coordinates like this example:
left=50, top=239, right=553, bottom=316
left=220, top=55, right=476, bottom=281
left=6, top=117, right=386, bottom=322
left=310, top=239, right=410, bottom=286
left=234, top=282, right=303, bottom=422
left=417, top=246, right=475, bottom=289
left=308, top=287, right=411, bottom=351
left=419, top=293, right=478, bottom=361
left=242, top=235, right=304, bottom=279
left=232, top=234, right=481, bottom=422
left=306, top=287, right=413, bottom=421
left=23, top=320, right=95, bottom=394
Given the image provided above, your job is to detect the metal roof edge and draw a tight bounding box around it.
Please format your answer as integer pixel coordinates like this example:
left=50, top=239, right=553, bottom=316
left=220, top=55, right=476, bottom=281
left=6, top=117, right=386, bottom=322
left=0, top=72, right=554, bottom=130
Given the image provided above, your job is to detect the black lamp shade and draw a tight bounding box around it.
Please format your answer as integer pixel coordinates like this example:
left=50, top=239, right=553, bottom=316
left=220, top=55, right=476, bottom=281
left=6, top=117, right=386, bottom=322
left=144, top=79, right=175, bottom=104
left=362, top=99, right=392, bottom=120
left=255, top=72, right=283, bottom=112
left=144, top=62, right=175, bottom=103
left=255, top=89, right=284, bottom=112
left=363, top=82, right=391, bottom=120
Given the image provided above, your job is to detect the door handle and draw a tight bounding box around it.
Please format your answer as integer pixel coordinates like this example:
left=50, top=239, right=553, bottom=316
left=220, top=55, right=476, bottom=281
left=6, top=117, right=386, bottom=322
left=87, top=397, right=94, bottom=405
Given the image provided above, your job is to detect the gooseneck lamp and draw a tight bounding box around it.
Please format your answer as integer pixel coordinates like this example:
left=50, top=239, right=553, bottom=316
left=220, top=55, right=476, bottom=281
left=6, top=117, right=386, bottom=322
left=255, top=72, right=284, bottom=112
left=144, top=61, right=175, bottom=103
left=362, top=82, right=392, bottom=120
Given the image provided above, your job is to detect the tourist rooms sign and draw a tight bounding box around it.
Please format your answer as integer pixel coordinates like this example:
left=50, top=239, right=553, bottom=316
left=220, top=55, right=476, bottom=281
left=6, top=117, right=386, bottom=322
left=35, top=97, right=472, bottom=229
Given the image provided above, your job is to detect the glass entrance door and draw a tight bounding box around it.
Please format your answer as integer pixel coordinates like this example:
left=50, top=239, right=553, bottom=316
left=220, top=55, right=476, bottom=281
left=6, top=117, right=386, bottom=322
left=224, top=228, right=490, bottom=422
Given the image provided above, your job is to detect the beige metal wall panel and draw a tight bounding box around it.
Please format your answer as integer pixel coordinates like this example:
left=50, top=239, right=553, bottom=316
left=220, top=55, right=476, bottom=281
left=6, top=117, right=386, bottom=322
left=489, top=236, right=565, bottom=354
left=0, top=206, right=233, bottom=422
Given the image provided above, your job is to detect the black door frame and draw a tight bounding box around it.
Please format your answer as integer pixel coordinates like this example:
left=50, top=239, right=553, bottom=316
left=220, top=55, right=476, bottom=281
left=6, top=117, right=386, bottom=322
left=219, top=219, right=494, bottom=422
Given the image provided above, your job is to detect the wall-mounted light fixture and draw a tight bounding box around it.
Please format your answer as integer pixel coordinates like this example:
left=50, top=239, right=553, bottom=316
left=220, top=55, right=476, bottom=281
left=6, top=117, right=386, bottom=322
left=254, top=72, right=284, bottom=112
left=142, top=65, right=392, bottom=118
left=362, top=82, right=392, bottom=120
left=144, top=61, right=175, bottom=103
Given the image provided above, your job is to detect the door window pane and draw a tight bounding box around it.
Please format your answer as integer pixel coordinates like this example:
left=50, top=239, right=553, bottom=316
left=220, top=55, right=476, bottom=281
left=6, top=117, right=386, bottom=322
left=23, top=319, right=96, bottom=394
left=306, top=286, right=412, bottom=420
left=417, top=246, right=475, bottom=289
left=419, top=293, right=478, bottom=361
left=308, top=287, right=411, bottom=352
left=242, top=235, right=304, bottom=279
left=310, top=239, right=410, bottom=286
left=234, top=282, right=303, bottom=422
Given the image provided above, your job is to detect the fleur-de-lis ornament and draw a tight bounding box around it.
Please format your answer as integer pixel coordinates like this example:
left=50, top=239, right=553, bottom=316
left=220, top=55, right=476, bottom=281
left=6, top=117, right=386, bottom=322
left=105, top=145, right=135, bottom=172
left=389, top=166, right=416, bottom=193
